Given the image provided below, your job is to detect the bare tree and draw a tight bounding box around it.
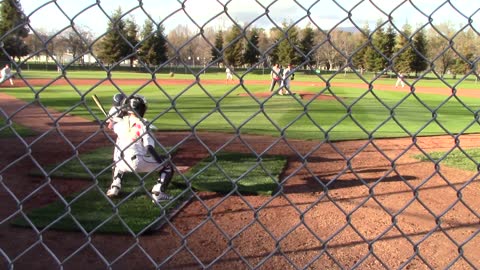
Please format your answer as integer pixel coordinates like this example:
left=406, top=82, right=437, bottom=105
left=29, top=30, right=68, bottom=65
left=63, top=26, right=94, bottom=65
left=167, top=25, right=200, bottom=67
left=51, top=32, right=69, bottom=64
left=314, top=29, right=346, bottom=71
left=24, top=30, right=49, bottom=61
left=335, top=30, right=356, bottom=71
left=197, top=27, right=216, bottom=67
left=428, top=23, right=456, bottom=78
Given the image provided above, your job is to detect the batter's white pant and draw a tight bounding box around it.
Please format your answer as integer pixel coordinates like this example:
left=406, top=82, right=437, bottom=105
left=113, top=140, right=121, bottom=164
left=116, top=154, right=163, bottom=174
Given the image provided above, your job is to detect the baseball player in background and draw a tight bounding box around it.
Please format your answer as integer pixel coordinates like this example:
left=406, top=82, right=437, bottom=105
left=225, top=66, right=233, bottom=83
left=280, top=63, right=294, bottom=95
left=269, top=63, right=282, bottom=92
left=106, top=94, right=173, bottom=203
left=0, top=64, right=14, bottom=86
left=395, top=73, right=406, bottom=88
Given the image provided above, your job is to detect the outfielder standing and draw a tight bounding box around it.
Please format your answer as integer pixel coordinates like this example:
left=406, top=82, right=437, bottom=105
left=106, top=94, right=173, bottom=203
left=395, top=73, right=405, bottom=88
left=225, top=66, right=233, bottom=83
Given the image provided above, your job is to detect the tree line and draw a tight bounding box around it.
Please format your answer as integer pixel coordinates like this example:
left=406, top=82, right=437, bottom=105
left=1, top=1, right=479, bottom=78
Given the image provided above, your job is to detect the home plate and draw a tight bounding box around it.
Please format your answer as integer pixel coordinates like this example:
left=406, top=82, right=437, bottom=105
left=176, top=165, right=190, bottom=172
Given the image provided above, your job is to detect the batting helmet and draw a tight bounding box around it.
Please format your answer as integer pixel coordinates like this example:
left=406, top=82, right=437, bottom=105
left=125, top=95, right=147, bottom=117
left=112, top=93, right=126, bottom=106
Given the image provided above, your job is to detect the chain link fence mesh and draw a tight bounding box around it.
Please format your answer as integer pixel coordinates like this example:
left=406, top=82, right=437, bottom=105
left=1, top=0, right=480, bottom=269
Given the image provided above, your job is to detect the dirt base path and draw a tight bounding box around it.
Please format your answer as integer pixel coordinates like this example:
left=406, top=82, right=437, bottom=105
left=1, top=78, right=479, bottom=269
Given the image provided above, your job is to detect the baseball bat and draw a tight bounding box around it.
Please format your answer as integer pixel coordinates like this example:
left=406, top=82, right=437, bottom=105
left=92, top=94, right=158, bottom=130
left=92, top=94, right=108, bottom=117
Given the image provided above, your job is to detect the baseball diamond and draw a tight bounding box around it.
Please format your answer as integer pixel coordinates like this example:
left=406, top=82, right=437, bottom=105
left=1, top=75, right=479, bottom=269
left=1, top=0, right=480, bottom=269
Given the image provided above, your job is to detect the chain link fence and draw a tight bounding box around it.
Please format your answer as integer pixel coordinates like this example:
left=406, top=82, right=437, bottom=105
left=1, top=0, right=480, bottom=269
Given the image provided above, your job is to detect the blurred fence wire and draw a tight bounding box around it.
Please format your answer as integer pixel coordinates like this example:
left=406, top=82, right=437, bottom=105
left=1, top=0, right=480, bottom=269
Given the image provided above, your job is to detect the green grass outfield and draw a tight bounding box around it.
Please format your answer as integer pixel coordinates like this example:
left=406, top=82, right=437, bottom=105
left=3, top=70, right=480, bottom=141
left=17, top=68, right=480, bottom=86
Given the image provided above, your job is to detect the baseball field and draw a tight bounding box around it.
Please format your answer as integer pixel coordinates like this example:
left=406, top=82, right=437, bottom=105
left=5, top=70, right=480, bottom=140
left=1, top=70, right=479, bottom=269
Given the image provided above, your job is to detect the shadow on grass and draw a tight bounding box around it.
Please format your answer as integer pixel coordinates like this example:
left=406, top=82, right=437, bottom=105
left=12, top=150, right=286, bottom=234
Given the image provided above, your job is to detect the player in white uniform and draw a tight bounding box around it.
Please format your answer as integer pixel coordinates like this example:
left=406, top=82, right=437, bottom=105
left=225, top=66, right=233, bottom=83
left=106, top=95, right=173, bottom=203
left=280, top=63, right=294, bottom=95
left=0, top=64, right=14, bottom=85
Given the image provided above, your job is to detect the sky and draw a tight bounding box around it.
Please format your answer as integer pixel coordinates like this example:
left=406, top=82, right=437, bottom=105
left=21, top=0, right=480, bottom=36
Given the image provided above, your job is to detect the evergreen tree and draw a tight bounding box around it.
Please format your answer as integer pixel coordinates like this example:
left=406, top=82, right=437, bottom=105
left=363, top=45, right=377, bottom=71
left=268, top=27, right=283, bottom=65
left=366, top=21, right=388, bottom=72
left=243, top=28, right=260, bottom=66
left=97, top=8, right=129, bottom=66
left=151, top=23, right=168, bottom=65
left=224, top=25, right=243, bottom=66
left=138, top=20, right=168, bottom=67
left=411, top=29, right=428, bottom=76
left=384, top=25, right=397, bottom=64
left=138, top=20, right=154, bottom=66
left=277, top=23, right=300, bottom=65
left=124, top=18, right=139, bottom=67
left=0, top=0, right=29, bottom=61
left=211, top=30, right=223, bottom=64
left=394, top=23, right=415, bottom=73
left=352, top=24, right=370, bottom=71
left=299, top=26, right=315, bottom=66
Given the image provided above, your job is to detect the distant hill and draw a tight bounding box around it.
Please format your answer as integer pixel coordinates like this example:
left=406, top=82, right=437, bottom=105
left=338, top=26, right=360, bottom=33
left=318, top=26, right=360, bottom=33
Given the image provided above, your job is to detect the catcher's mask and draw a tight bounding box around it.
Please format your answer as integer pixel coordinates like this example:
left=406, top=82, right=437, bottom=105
left=124, top=95, right=147, bottom=117
left=112, top=93, right=126, bottom=106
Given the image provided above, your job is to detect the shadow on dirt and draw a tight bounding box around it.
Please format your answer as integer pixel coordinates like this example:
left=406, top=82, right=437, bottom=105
left=282, top=169, right=417, bottom=194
